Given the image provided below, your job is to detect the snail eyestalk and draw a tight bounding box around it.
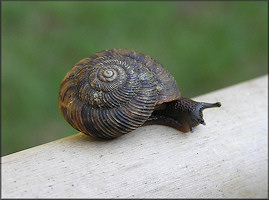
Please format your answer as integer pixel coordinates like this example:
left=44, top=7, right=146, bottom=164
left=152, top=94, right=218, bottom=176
left=177, top=98, right=221, bottom=132
left=145, top=97, right=221, bottom=133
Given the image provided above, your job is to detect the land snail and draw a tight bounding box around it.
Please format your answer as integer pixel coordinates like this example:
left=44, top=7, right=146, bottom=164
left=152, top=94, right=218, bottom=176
left=58, top=49, right=221, bottom=139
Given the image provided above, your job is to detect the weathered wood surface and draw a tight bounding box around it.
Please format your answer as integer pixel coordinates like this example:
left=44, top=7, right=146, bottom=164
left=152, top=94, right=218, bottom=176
left=2, top=75, right=268, bottom=198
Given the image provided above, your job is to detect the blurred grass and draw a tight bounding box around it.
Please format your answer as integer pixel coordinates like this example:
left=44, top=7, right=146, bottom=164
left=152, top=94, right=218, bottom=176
left=2, top=1, right=267, bottom=156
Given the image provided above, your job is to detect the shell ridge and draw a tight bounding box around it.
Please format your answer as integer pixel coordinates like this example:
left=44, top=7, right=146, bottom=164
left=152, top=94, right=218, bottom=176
left=59, top=49, right=181, bottom=138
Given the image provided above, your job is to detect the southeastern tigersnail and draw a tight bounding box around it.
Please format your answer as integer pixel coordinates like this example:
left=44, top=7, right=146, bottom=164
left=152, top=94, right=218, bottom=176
left=58, top=49, right=221, bottom=139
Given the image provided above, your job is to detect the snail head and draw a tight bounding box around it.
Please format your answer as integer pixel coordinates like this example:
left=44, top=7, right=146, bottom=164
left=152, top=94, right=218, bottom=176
left=145, top=97, right=221, bottom=133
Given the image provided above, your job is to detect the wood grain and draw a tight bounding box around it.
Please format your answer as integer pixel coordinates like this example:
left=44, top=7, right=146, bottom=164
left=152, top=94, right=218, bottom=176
left=2, top=75, right=268, bottom=198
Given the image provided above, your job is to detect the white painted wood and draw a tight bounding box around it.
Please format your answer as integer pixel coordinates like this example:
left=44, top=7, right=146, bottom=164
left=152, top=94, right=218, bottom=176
left=2, top=75, right=268, bottom=198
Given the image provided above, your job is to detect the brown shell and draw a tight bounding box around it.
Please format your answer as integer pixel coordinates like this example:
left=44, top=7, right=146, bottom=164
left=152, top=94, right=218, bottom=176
left=58, top=49, right=181, bottom=138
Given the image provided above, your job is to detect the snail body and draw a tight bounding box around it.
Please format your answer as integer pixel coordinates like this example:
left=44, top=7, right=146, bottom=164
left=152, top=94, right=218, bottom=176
left=58, top=49, right=221, bottom=139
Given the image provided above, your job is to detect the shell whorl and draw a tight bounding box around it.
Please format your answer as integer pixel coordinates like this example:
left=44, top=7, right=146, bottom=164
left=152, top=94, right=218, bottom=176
left=58, top=49, right=180, bottom=138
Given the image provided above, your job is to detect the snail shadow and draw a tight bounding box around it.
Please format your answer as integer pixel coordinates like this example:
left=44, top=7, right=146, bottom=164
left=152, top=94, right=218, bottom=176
left=73, top=125, right=193, bottom=144
left=71, top=132, right=122, bottom=144
left=69, top=125, right=195, bottom=150
left=141, top=124, right=194, bottom=139
left=62, top=126, right=200, bottom=159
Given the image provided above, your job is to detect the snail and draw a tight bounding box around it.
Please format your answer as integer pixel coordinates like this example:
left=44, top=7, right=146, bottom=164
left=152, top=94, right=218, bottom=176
left=58, top=49, right=221, bottom=139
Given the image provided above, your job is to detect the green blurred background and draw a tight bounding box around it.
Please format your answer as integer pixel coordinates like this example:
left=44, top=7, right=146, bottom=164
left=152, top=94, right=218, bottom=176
left=2, top=1, right=267, bottom=156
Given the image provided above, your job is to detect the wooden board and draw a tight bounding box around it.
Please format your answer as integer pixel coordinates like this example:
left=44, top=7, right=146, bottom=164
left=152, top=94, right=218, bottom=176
left=2, top=75, right=268, bottom=198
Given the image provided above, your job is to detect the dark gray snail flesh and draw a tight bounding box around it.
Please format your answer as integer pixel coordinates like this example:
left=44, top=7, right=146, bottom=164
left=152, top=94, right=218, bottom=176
left=145, top=97, right=221, bottom=132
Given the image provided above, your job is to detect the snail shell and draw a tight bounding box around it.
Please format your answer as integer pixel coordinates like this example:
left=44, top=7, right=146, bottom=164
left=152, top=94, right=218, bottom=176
left=58, top=49, right=180, bottom=138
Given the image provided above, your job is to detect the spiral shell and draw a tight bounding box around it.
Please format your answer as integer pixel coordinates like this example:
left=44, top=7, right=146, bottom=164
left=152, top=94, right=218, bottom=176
left=58, top=49, right=180, bottom=138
